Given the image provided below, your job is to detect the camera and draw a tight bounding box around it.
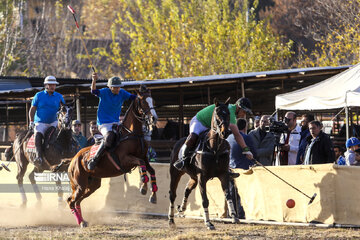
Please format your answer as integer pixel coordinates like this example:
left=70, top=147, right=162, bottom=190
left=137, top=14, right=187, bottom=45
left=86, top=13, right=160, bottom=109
left=265, top=118, right=288, bottom=134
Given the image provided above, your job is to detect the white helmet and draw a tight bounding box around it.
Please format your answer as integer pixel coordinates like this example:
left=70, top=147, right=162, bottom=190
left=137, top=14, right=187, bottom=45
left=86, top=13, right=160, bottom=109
left=44, top=76, right=59, bottom=85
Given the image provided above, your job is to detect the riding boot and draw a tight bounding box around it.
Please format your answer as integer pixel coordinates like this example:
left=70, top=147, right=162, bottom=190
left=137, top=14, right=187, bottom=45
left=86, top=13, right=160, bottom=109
left=87, top=132, right=115, bottom=170
left=173, top=133, right=198, bottom=170
left=34, top=132, right=44, bottom=167
left=87, top=140, right=106, bottom=170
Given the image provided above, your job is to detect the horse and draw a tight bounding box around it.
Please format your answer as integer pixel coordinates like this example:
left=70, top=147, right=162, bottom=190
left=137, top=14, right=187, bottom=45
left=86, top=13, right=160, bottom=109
left=160, top=119, right=190, bottom=140
left=13, top=101, right=77, bottom=208
left=168, top=98, right=239, bottom=230
left=67, top=88, right=158, bottom=227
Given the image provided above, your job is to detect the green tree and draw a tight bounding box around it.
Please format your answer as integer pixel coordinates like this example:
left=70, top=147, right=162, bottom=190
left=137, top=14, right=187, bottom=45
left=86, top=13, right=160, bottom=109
left=0, top=0, right=22, bottom=75
left=299, top=23, right=360, bottom=67
left=94, top=0, right=293, bottom=80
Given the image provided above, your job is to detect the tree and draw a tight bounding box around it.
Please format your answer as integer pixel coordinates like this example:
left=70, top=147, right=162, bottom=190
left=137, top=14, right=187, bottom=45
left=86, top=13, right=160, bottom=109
left=93, top=0, right=293, bottom=80
left=0, top=0, right=22, bottom=75
left=260, top=0, right=360, bottom=67
left=296, top=0, right=360, bottom=67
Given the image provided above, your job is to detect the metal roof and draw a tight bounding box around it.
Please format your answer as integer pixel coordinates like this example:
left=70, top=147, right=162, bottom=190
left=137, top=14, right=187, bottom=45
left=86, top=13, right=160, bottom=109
left=0, top=65, right=350, bottom=97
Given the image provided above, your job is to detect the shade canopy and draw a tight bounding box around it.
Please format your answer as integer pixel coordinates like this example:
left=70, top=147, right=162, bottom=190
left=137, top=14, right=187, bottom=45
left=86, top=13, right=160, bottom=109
left=276, top=63, right=360, bottom=110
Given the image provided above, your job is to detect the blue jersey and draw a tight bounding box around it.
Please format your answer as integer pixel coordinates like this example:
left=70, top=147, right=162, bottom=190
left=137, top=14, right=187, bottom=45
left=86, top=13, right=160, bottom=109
left=32, top=90, right=65, bottom=124
left=94, top=88, right=132, bottom=125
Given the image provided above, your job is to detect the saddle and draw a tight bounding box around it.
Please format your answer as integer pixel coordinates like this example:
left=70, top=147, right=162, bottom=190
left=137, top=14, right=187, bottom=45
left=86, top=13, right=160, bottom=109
left=26, top=127, right=56, bottom=153
left=186, top=130, right=229, bottom=171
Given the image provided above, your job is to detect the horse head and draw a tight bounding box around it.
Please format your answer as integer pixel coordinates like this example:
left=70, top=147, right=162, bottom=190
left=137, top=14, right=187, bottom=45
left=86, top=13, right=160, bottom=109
left=135, top=85, right=158, bottom=127
left=212, top=97, right=231, bottom=140
left=57, top=101, right=74, bottom=130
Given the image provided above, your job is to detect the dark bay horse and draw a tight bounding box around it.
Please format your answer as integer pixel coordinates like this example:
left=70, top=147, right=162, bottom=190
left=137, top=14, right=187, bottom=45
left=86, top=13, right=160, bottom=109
left=67, top=88, right=158, bottom=227
left=168, top=98, right=239, bottom=230
left=13, top=102, right=77, bottom=208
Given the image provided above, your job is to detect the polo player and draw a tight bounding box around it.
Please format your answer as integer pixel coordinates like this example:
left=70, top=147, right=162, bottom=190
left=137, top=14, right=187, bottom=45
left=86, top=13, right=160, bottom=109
left=173, top=97, right=254, bottom=170
left=87, top=72, right=137, bottom=170
left=29, top=76, right=65, bottom=167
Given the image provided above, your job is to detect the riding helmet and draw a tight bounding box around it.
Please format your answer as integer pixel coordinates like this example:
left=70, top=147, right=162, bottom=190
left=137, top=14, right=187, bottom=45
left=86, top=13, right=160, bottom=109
left=107, top=76, right=122, bottom=87
left=235, top=97, right=252, bottom=114
left=346, top=137, right=360, bottom=148
left=43, top=75, right=59, bottom=85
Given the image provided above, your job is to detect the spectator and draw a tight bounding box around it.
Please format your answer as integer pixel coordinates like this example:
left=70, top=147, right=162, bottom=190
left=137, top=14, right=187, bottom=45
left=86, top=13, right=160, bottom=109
left=334, top=145, right=346, bottom=165
left=87, top=120, right=102, bottom=146
left=345, top=137, right=360, bottom=166
left=143, top=123, right=157, bottom=162
left=296, top=113, right=315, bottom=164
left=278, top=111, right=301, bottom=165
left=303, top=120, right=335, bottom=164
left=254, top=116, right=260, bottom=129
left=248, top=115, right=275, bottom=166
left=72, top=120, right=87, bottom=152
left=354, top=148, right=360, bottom=165
left=227, top=118, right=257, bottom=170
left=226, top=118, right=256, bottom=219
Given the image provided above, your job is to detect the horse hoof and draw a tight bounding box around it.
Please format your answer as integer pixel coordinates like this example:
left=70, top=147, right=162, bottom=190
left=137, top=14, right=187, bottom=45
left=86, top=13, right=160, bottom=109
left=149, top=194, right=157, bottom=204
left=20, top=203, right=27, bottom=209
left=232, top=216, right=240, bottom=224
left=140, top=187, right=147, bottom=195
left=80, top=221, right=88, bottom=228
left=168, top=220, right=176, bottom=229
left=206, top=222, right=215, bottom=230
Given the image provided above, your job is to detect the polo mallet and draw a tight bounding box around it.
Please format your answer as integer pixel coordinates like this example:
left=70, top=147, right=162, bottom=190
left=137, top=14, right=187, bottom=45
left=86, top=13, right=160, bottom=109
left=67, top=5, right=96, bottom=73
left=1, top=130, right=33, bottom=172
left=244, top=159, right=317, bottom=205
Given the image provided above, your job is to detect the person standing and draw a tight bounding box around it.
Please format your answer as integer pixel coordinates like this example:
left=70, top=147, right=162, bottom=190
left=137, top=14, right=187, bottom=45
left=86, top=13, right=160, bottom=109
left=248, top=115, right=275, bottom=166
left=227, top=118, right=257, bottom=169
left=87, top=72, right=137, bottom=170
left=278, top=111, right=301, bottom=165
left=86, top=120, right=102, bottom=146
left=344, top=137, right=360, bottom=166
left=334, top=145, right=346, bottom=165
left=296, top=113, right=315, bottom=164
left=71, top=120, right=87, bottom=152
left=29, top=76, right=65, bottom=167
left=303, top=120, right=335, bottom=164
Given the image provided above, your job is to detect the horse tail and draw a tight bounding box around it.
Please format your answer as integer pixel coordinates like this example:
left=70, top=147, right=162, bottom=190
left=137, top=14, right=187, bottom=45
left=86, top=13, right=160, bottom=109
left=170, top=137, right=186, bottom=164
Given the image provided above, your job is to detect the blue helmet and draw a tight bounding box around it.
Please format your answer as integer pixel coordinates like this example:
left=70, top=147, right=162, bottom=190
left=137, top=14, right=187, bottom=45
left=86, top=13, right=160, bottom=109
left=346, top=137, right=360, bottom=148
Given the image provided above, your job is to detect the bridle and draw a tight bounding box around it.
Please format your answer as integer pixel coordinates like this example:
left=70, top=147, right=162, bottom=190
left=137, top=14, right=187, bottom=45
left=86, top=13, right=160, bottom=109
left=124, top=94, right=156, bottom=132
left=57, top=105, right=72, bottom=130
left=210, top=106, right=229, bottom=140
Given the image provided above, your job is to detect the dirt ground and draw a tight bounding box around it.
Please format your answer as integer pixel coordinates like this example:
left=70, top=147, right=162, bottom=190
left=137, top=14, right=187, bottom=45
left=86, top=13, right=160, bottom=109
left=1, top=208, right=360, bottom=240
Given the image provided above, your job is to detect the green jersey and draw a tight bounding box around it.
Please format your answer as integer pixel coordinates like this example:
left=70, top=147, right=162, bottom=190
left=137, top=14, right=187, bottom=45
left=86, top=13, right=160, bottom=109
left=196, top=104, right=236, bottom=128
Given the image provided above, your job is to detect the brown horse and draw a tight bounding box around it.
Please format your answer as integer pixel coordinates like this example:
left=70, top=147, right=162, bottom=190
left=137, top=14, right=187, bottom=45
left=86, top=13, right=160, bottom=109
left=67, top=88, right=158, bottom=227
left=168, top=98, right=239, bottom=230
left=13, top=102, right=77, bottom=208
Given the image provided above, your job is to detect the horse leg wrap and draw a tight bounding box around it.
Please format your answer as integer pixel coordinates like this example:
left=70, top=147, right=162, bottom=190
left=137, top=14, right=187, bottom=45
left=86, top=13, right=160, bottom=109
left=140, top=165, right=149, bottom=183
left=227, top=199, right=236, bottom=217
left=150, top=175, right=158, bottom=192
left=71, top=208, right=83, bottom=225
left=203, top=208, right=210, bottom=223
left=180, top=197, right=188, bottom=212
left=75, top=205, right=82, bottom=219
left=168, top=203, right=175, bottom=220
